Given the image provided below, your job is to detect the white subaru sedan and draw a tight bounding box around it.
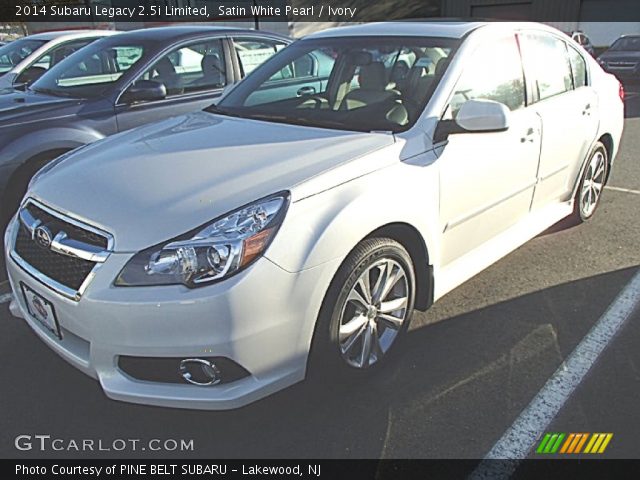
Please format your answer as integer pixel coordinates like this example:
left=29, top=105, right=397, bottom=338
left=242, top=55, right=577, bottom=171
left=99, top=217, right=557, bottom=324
left=5, top=22, right=624, bottom=409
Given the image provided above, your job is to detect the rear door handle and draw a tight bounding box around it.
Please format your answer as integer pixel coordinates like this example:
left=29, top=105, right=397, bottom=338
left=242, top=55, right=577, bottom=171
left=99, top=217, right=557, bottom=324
left=582, top=103, right=591, bottom=115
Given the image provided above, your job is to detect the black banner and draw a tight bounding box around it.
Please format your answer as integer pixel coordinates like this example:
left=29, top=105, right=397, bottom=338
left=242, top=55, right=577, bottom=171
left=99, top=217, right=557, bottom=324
left=4, top=459, right=640, bottom=480
left=0, top=0, right=438, bottom=23
left=1, top=0, right=639, bottom=23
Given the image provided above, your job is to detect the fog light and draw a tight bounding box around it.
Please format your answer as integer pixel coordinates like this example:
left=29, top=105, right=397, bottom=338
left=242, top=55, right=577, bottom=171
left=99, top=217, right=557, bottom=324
left=179, top=358, right=221, bottom=386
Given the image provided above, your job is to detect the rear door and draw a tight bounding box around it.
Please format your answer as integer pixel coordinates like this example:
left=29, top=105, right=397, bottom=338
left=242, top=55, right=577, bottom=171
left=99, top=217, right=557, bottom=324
left=520, top=31, right=599, bottom=210
left=115, top=36, right=231, bottom=132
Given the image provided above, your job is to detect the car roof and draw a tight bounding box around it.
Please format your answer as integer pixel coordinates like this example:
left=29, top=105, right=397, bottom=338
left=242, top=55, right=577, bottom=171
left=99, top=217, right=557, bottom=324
left=304, top=20, right=559, bottom=40
left=107, top=25, right=288, bottom=43
left=23, top=30, right=116, bottom=41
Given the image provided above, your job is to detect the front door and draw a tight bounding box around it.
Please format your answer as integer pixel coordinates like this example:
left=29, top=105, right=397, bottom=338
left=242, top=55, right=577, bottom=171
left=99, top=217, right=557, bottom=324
left=115, top=37, right=230, bottom=132
left=437, top=34, right=541, bottom=265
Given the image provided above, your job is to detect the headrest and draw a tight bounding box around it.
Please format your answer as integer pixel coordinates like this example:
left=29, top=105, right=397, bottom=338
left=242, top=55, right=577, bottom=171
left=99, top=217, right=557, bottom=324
left=155, top=57, right=175, bottom=75
left=435, top=58, right=450, bottom=76
left=359, top=62, right=386, bottom=91
left=201, top=52, right=222, bottom=75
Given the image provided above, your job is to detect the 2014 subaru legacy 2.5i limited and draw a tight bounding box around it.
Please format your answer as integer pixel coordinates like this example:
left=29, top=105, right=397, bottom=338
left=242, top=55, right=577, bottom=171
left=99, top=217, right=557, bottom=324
left=5, top=22, right=624, bottom=409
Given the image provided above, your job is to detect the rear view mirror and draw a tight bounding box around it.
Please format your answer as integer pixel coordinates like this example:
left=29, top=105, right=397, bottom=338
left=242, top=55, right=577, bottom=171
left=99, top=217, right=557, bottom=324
left=121, top=80, right=167, bottom=104
left=455, top=99, right=510, bottom=132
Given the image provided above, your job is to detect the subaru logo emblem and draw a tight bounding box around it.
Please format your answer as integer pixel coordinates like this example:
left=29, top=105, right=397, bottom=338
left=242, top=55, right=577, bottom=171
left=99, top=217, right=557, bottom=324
left=32, top=296, right=48, bottom=320
left=34, top=225, right=53, bottom=249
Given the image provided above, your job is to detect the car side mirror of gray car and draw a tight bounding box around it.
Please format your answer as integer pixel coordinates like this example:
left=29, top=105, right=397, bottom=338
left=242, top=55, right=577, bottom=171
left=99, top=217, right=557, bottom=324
left=434, top=99, right=511, bottom=143
left=121, top=80, right=167, bottom=104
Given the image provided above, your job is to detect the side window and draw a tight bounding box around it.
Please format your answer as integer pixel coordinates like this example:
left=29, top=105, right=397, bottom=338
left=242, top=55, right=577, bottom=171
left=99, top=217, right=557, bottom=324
left=28, top=40, right=94, bottom=72
left=139, top=39, right=226, bottom=97
left=450, top=35, right=525, bottom=116
left=568, top=46, right=587, bottom=89
left=268, top=50, right=335, bottom=82
left=49, top=39, right=94, bottom=66
left=234, top=38, right=287, bottom=76
left=524, top=33, right=573, bottom=101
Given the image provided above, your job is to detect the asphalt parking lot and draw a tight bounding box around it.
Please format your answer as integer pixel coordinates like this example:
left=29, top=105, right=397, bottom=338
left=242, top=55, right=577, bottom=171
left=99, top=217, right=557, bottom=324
left=1, top=90, right=639, bottom=462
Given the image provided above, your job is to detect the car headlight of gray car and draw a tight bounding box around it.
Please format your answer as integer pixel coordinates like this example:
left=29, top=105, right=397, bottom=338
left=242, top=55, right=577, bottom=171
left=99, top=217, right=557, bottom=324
left=116, top=192, right=289, bottom=287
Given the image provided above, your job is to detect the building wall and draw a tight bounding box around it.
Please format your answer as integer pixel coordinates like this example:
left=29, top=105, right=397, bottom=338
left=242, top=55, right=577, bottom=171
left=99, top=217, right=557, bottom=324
left=442, top=0, right=581, bottom=20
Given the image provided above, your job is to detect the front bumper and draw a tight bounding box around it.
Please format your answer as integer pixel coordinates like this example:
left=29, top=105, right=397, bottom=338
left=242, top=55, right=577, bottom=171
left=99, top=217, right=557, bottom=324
left=4, top=216, right=338, bottom=410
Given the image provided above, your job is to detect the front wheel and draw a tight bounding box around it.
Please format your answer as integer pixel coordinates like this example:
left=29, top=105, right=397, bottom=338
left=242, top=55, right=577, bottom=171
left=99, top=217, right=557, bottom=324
left=309, top=238, right=416, bottom=378
left=573, top=143, right=608, bottom=222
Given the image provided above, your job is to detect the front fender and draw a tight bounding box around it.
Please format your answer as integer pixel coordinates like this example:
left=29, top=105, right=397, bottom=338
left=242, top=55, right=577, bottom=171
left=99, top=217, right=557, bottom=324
left=0, top=126, right=106, bottom=169
left=266, top=158, right=441, bottom=274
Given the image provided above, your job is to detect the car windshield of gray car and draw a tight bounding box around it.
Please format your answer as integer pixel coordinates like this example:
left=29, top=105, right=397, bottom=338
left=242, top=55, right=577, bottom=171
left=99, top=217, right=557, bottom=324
left=212, top=36, right=460, bottom=133
left=0, top=38, right=46, bottom=74
left=30, top=42, right=145, bottom=98
left=610, top=36, right=640, bottom=51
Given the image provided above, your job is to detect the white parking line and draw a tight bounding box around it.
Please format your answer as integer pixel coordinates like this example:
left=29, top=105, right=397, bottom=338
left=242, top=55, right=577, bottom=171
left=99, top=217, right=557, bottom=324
left=470, top=268, right=640, bottom=479
left=605, top=185, right=640, bottom=195
left=0, top=293, right=13, bottom=304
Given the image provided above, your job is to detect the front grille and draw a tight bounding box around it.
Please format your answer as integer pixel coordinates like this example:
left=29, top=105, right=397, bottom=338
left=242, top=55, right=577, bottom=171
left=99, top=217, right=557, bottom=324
left=25, top=203, right=107, bottom=249
left=14, top=224, right=96, bottom=291
left=608, top=61, right=637, bottom=69
left=12, top=201, right=111, bottom=295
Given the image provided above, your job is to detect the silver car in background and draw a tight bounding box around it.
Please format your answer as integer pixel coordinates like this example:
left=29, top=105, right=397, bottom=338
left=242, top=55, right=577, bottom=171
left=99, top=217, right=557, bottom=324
left=0, top=30, right=117, bottom=89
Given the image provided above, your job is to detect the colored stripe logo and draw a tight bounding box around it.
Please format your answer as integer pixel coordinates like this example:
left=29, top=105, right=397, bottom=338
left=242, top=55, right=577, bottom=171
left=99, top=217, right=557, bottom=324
left=536, top=433, right=613, bottom=454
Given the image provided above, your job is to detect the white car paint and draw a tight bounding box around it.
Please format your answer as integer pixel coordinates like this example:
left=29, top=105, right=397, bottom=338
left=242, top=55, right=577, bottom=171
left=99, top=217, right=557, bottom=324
left=5, top=22, right=624, bottom=409
left=0, top=30, right=117, bottom=89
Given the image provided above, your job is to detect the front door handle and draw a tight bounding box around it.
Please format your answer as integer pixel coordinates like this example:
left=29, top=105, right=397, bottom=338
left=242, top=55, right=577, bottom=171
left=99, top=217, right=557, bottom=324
left=521, top=127, right=536, bottom=143
left=297, top=86, right=316, bottom=97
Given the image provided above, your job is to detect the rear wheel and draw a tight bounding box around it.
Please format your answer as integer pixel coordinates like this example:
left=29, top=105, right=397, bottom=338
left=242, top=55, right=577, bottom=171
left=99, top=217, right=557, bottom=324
left=574, top=143, right=608, bottom=222
left=309, top=238, right=416, bottom=378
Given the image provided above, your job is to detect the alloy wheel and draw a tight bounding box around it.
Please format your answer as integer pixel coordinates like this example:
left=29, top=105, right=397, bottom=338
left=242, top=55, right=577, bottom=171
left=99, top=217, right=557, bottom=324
left=338, top=258, right=410, bottom=368
left=580, top=151, right=606, bottom=218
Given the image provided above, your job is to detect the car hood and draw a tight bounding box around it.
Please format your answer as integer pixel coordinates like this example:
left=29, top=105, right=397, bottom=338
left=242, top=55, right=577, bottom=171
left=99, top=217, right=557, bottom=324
left=0, top=89, right=79, bottom=127
left=29, top=111, right=396, bottom=252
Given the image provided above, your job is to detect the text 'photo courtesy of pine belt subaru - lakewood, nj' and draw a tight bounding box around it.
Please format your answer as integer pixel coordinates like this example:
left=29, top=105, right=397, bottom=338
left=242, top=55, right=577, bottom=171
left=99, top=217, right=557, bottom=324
left=4, top=22, right=623, bottom=410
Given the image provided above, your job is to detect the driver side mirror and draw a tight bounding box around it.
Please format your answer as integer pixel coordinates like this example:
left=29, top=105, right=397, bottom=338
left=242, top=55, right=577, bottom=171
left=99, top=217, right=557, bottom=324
left=434, top=99, right=511, bottom=143
left=121, top=80, right=167, bottom=104
left=455, top=99, right=510, bottom=132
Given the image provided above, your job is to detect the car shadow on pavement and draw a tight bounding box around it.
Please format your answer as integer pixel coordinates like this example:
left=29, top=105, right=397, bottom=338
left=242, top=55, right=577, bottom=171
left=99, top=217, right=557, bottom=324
left=1, top=266, right=637, bottom=461
left=623, top=84, right=640, bottom=119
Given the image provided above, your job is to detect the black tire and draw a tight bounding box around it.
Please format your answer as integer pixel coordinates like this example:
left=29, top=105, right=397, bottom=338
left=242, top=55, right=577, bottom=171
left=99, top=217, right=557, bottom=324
left=1, top=155, right=56, bottom=228
left=573, top=142, right=609, bottom=223
left=308, top=237, right=416, bottom=380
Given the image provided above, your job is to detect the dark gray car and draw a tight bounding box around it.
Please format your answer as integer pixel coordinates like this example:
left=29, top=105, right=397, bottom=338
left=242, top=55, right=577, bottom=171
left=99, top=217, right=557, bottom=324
left=598, top=35, right=640, bottom=83
left=0, top=26, right=293, bottom=228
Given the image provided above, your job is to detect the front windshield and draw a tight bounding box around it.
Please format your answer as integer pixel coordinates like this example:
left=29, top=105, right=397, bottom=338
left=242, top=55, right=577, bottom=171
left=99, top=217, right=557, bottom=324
left=611, top=37, right=640, bottom=51
left=0, top=38, right=46, bottom=74
left=215, top=36, right=459, bottom=133
left=30, top=39, right=145, bottom=98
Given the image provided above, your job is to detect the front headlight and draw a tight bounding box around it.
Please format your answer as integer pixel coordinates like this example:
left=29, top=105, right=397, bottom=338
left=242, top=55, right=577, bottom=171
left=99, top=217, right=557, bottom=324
left=115, top=192, right=289, bottom=287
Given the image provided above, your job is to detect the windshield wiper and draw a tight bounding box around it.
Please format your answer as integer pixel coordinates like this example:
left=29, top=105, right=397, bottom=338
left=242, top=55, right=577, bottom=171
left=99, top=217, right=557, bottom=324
left=203, top=104, right=246, bottom=118
left=240, top=112, right=352, bottom=131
